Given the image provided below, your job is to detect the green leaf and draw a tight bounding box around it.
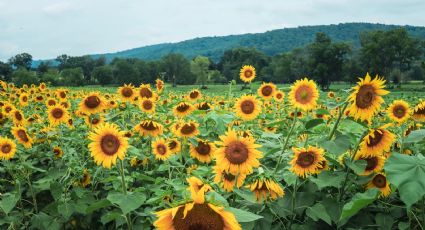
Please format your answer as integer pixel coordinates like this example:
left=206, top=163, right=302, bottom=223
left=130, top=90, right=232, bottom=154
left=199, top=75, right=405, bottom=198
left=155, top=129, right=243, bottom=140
left=86, top=199, right=112, bottom=213
left=346, top=159, right=367, bottom=175
left=310, top=171, right=346, bottom=189
left=404, top=129, right=425, bottom=143
left=384, top=153, right=425, bottom=208
left=0, top=192, right=20, bottom=215
left=107, top=192, right=146, bottom=214
left=101, top=211, right=123, bottom=224
left=227, top=207, right=263, bottom=222
left=340, top=189, right=379, bottom=220
left=320, top=134, right=351, bottom=156
left=233, top=189, right=256, bottom=203
left=305, top=119, right=325, bottom=130
left=206, top=191, right=229, bottom=207
left=375, top=213, right=394, bottom=230
left=315, top=108, right=330, bottom=115
left=306, top=203, right=332, bottom=225
left=50, top=182, right=62, bottom=201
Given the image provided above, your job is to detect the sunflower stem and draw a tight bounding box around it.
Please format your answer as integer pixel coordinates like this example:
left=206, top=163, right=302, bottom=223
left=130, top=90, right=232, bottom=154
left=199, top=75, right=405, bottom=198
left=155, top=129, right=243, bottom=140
left=328, top=102, right=348, bottom=140
left=118, top=159, right=133, bottom=230
left=274, top=109, right=298, bottom=174
left=289, top=179, right=298, bottom=228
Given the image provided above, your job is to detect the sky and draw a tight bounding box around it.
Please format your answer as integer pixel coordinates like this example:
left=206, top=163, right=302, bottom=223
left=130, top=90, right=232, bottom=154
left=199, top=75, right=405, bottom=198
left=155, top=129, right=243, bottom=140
left=0, top=0, right=424, bottom=61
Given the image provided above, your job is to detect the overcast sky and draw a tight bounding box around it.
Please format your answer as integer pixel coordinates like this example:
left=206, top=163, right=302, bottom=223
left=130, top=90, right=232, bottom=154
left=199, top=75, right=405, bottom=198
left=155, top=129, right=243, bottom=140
left=0, top=0, right=424, bottom=61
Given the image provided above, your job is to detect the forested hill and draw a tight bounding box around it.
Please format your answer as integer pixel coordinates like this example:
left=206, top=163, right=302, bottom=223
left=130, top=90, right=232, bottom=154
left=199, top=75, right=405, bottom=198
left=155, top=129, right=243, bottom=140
left=42, top=23, right=425, bottom=64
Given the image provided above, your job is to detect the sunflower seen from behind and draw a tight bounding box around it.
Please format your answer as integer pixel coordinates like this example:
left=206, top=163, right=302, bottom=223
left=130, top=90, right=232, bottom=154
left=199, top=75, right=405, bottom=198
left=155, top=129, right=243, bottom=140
left=348, top=73, right=389, bottom=122
left=288, top=78, right=319, bottom=111
left=239, top=65, right=256, bottom=83
left=0, top=137, right=17, bottom=160
left=214, top=129, right=262, bottom=175
left=88, top=122, right=129, bottom=169
left=290, top=146, right=326, bottom=178
left=234, top=95, right=262, bottom=121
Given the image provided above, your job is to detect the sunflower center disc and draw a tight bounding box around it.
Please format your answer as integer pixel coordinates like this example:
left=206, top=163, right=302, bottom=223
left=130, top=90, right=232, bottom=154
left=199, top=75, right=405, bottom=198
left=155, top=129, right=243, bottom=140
left=190, top=91, right=199, bottom=99
left=48, top=100, right=56, bottom=106
left=355, top=84, right=375, bottom=109
left=296, top=152, right=315, bottom=168
left=261, top=86, right=273, bottom=96
left=173, top=204, right=224, bottom=230
left=5, top=107, right=12, bottom=113
left=60, top=92, right=66, bottom=98
left=240, top=100, right=255, bottom=114
left=373, top=174, right=387, bottom=188
left=394, top=106, right=406, bottom=118
left=168, top=141, right=177, bottom=150
left=223, top=172, right=236, bottom=182
left=177, top=104, right=190, bottom=112
left=121, top=87, right=133, bottom=97
left=367, top=130, right=383, bottom=147
left=141, top=121, right=157, bottom=131
left=244, top=70, right=252, bottom=78
left=181, top=124, right=195, bottom=135
left=139, top=88, right=153, bottom=98
left=92, top=118, right=99, bottom=124
left=143, top=101, right=153, bottom=110
left=416, top=107, right=425, bottom=115
left=52, top=108, right=64, bottom=119
left=225, top=141, right=249, bottom=164
left=156, top=144, right=167, bottom=155
left=15, top=112, right=22, bottom=120
left=295, top=85, right=313, bottom=104
left=1, top=144, right=11, bottom=154
left=100, top=134, right=120, bottom=155
left=365, top=157, right=378, bottom=171
left=17, top=130, right=29, bottom=142
left=195, top=142, right=211, bottom=155
left=85, top=96, right=101, bottom=109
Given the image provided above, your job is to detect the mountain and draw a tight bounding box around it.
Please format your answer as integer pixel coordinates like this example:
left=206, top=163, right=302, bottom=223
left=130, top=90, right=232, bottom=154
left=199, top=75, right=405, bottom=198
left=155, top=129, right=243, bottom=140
left=34, top=22, right=425, bottom=66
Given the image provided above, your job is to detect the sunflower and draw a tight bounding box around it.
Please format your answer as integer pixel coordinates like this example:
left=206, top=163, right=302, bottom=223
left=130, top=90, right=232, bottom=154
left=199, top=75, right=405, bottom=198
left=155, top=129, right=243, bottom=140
left=11, top=109, right=25, bottom=126
left=79, top=92, right=105, bottom=114
left=213, top=166, right=246, bottom=192
left=117, top=84, right=136, bottom=102
left=0, top=137, right=17, bottom=160
left=135, top=120, right=163, bottom=137
left=168, top=138, right=181, bottom=154
left=2, top=103, right=15, bottom=116
left=88, top=122, right=129, bottom=169
left=366, top=173, right=391, bottom=198
left=234, top=95, right=262, bottom=121
left=190, top=140, right=216, bottom=163
left=155, top=79, right=164, bottom=93
left=274, top=90, right=285, bottom=102
left=354, top=154, right=385, bottom=176
left=239, top=65, right=256, bottom=83
left=359, top=124, right=395, bottom=157
left=187, top=89, right=202, bottom=101
left=39, top=82, right=47, bottom=91
left=85, top=115, right=104, bottom=128
left=53, top=146, right=64, bottom=158
left=139, top=98, right=156, bottom=113
left=196, top=102, right=213, bottom=112
left=387, top=100, right=410, bottom=124
left=348, top=73, right=389, bottom=122
left=138, top=84, right=155, bottom=99
left=173, top=102, right=195, bottom=117
left=45, top=98, right=57, bottom=107
left=248, top=178, right=285, bottom=202
left=56, top=89, right=67, bottom=101
left=290, top=146, right=325, bottom=178
left=80, top=169, right=91, bottom=187
left=11, top=126, right=33, bottom=148
left=288, top=78, right=319, bottom=111
left=47, top=105, right=69, bottom=126
left=327, top=91, right=335, bottom=98
left=152, top=138, right=172, bottom=161
left=19, top=93, right=29, bottom=107
left=412, top=101, right=425, bottom=122
left=258, top=83, right=276, bottom=100
left=177, top=121, right=199, bottom=138
left=214, top=129, right=262, bottom=175
left=187, top=177, right=213, bottom=203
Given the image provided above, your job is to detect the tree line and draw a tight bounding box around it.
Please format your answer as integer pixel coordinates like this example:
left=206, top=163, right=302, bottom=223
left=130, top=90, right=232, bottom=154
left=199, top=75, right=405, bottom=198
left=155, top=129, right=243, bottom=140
left=0, top=28, right=424, bottom=89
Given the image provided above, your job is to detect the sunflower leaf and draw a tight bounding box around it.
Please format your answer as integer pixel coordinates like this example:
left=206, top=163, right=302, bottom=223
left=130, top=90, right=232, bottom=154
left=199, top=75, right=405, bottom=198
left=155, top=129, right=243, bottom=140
left=0, top=192, right=20, bottom=215
left=306, top=202, right=332, bottom=225
left=340, top=188, right=379, bottom=220
left=227, top=207, right=263, bottom=222
left=404, top=129, right=425, bottom=143
left=107, top=191, right=146, bottom=214
left=305, top=119, right=325, bottom=130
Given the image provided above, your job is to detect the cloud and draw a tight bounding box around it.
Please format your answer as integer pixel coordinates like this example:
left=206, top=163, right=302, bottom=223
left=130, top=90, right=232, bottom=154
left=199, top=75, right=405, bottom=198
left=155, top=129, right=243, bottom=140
left=42, top=2, right=75, bottom=15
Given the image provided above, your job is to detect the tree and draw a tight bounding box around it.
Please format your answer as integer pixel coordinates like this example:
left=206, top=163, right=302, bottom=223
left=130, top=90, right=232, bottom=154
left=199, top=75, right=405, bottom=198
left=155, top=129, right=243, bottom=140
left=190, top=56, right=210, bottom=88
left=60, top=68, right=84, bottom=86
left=307, top=33, right=351, bottom=89
left=40, top=70, right=60, bottom=86
left=11, top=68, right=38, bottom=86
left=208, top=70, right=227, bottom=84
left=112, top=59, right=139, bottom=85
left=161, top=54, right=195, bottom=86
left=8, top=53, right=33, bottom=70
left=36, top=61, right=50, bottom=76
left=0, top=61, right=13, bottom=81
left=92, top=66, right=113, bottom=86
left=56, top=55, right=106, bottom=83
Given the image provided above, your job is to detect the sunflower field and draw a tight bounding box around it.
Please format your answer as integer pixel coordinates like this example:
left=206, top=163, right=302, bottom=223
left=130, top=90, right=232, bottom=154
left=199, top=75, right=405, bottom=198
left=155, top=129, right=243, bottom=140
left=1, top=66, right=425, bottom=230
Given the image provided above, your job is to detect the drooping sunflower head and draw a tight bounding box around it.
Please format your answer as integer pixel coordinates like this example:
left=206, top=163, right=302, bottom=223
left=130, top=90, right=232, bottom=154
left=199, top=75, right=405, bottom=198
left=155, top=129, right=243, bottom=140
left=11, top=126, right=32, bottom=148
left=117, top=84, right=136, bottom=102
left=135, top=120, right=163, bottom=137
left=152, top=138, right=172, bottom=161
left=387, top=100, right=410, bottom=124
left=187, top=176, right=213, bottom=204
left=288, top=78, right=319, bottom=111
left=412, top=101, right=425, bottom=122
left=213, top=166, right=246, bottom=192
left=47, top=105, right=69, bottom=126
left=234, top=95, right=262, bottom=121
left=139, top=98, right=156, bottom=113
left=258, top=83, right=277, bottom=100
left=274, top=90, right=285, bottom=102
left=290, top=146, right=325, bottom=178
left=248, top=178, right=285, bottom=202
left=88, top=122, right=129, bottom=169
left=0, top=137, right=17, bottom=160
left=348, top=73, right=389, bottom=122
left=366, top=172, right=391, bottom=198
left=173, top=102, right=195, bottom=117
left=187, top=89, right=202, bottom=101
left=190, top=140, right=216, bottom=163
left=138, top=84, right=155, bottom=99
left=214, top=129, right=262, bottom=175
left=177, top=121, right=199, bottom=138
left=239, top=65, right=256, bottom=83
left=79, top=92, right=105, bottom=114
left=359, top=124, right=395, bottom=157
